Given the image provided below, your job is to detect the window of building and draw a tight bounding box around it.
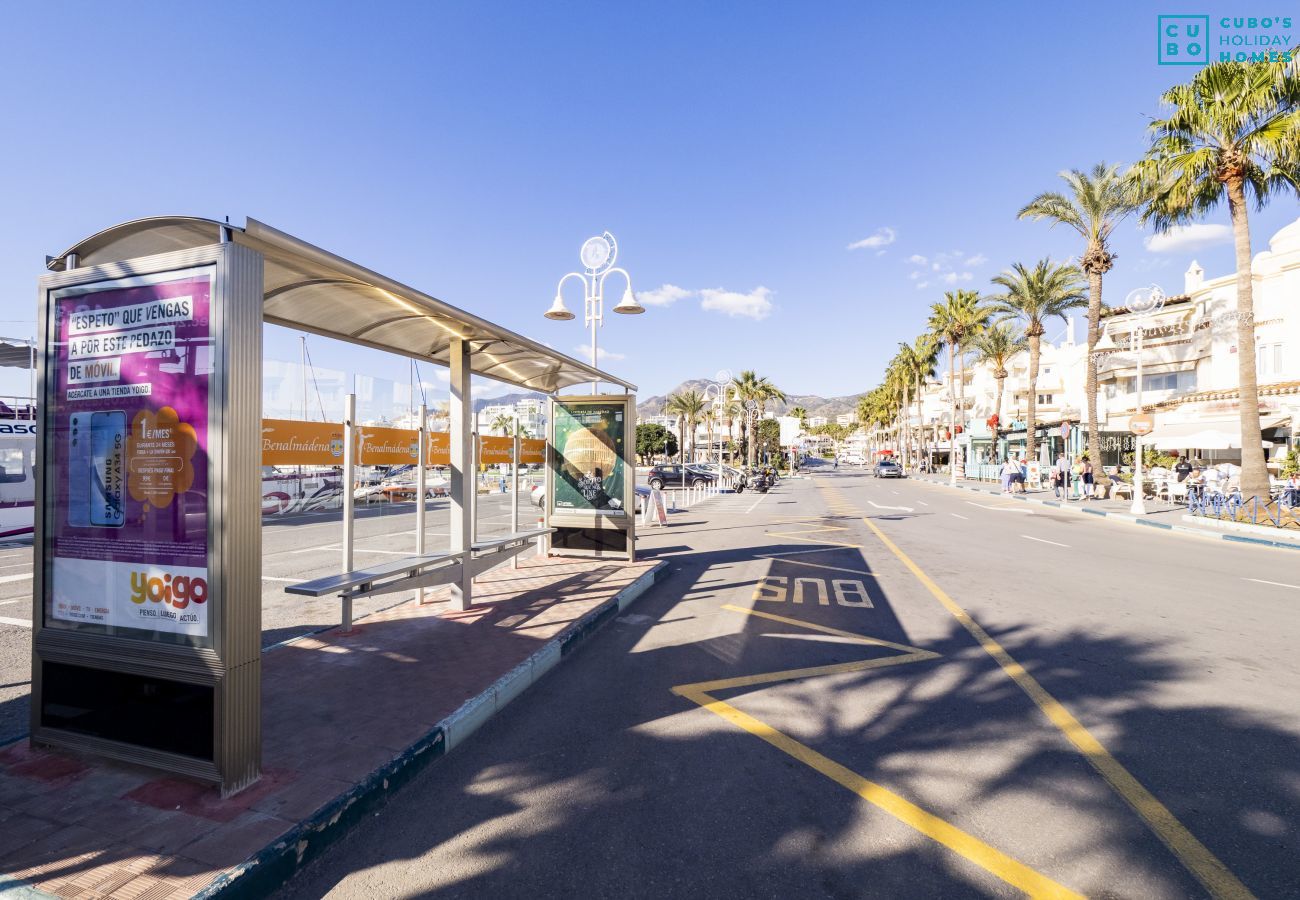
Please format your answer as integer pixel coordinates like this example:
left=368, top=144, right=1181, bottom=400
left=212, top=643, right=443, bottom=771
left=1258, top=343, right=1284, bottom=379
left=1113, top=370, right=1196, bottom=394
left=1037, top=394, right=1054, bottom=405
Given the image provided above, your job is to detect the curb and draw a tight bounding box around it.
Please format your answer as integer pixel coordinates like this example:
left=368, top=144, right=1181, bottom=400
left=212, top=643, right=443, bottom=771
left=916, top=478, right=1300, bottom=552
left=187, top=560, right=666, bottom=900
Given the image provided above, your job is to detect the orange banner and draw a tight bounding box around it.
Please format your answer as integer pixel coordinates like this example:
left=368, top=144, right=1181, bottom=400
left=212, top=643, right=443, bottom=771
left=260, top=419, right=545, bottom=467
left=261, top=419, right=345, bottom=466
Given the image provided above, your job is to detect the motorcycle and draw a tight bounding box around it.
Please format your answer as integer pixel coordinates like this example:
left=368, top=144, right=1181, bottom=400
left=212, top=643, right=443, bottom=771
left=732, top=470, right=748, bottom=493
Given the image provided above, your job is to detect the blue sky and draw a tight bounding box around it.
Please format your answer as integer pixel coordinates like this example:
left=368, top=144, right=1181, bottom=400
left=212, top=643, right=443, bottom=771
left=1, top=1, right=1296, bottom=409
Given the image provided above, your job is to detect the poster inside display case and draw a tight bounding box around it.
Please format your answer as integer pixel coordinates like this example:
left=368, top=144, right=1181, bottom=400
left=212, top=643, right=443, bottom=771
left=551, top=399, right=627, bottom=514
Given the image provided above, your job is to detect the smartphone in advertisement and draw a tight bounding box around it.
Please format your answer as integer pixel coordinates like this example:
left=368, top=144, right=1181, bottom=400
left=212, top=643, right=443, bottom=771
left=90, top=410, right=126, bottom=527
left=67, top=413, right=92, bottom=527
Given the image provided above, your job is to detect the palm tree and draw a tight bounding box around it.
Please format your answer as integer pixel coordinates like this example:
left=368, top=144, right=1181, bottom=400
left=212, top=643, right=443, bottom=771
left=928, top=290, right=991, bottom=481
left=890, top=345, right=919, bottom=470
left=666, top=389, right=708, bottom=464
left=970, top=322, right=1026, bottom=439
left=989, top=260, right=1088, bottom=464
left=489, top=413, right=514, bottom=436
left=1019, top=163, right=1135, bottom=485
left=730, top=370, right=761, bottom=467
left=1128, top=58, right=1300, bottom=501
left=910, top=334, right=940, bottom=469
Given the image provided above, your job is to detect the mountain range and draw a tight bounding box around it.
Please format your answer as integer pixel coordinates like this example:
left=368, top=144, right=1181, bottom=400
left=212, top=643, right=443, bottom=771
left=635, top=379, right=865, bottom=419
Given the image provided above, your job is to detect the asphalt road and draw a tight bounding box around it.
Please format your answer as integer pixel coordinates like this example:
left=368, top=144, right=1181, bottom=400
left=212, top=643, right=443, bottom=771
left=0, top=489, right=541, bottom=746
left=274, top=459, right=1300, bottom=899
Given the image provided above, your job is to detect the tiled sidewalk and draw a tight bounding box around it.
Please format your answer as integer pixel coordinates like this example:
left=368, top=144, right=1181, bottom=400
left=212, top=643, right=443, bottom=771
left=0, top=554, right=663, bottom=899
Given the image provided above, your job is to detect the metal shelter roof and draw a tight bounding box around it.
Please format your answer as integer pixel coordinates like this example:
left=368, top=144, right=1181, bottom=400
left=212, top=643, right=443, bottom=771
left=0, top=338, right=35, bottom=369
left=46, top=217, right=634, bottom=394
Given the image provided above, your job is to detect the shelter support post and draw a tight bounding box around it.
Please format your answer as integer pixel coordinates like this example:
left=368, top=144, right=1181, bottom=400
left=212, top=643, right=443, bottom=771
left=449, top=339, right=473, bottom=610
left=341, top=393, right=356, bottom=631
left=511, top=420, right=520, bottom=569
left=416, top=402, right=427, bottom=602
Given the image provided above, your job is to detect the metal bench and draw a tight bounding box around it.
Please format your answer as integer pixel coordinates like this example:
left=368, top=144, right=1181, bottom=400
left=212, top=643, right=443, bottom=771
left=285, top=527, right=554, bottom=630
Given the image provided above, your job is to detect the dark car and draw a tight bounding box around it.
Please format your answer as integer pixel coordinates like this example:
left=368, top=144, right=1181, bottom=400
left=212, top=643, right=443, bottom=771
left=647, top=464, right=716, bottom=489
left=873, top=460, right=903, bottom=478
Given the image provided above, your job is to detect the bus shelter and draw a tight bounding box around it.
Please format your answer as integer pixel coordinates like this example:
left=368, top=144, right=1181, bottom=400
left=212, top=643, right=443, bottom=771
left=32, top=216, right=637, bottom=794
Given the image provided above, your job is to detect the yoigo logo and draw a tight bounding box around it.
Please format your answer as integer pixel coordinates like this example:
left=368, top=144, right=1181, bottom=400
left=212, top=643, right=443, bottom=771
left=1159, top=15, right=1210, bottom=64
left=129, top=569, right=209, bottom=609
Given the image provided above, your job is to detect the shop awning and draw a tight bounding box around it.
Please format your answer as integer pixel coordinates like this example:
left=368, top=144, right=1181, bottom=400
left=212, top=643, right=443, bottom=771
left=0, top=339, right=35, bottom=369
left=45, top=216, right=634, bottom=394
left=1146, top=416, right=1285, bottom=450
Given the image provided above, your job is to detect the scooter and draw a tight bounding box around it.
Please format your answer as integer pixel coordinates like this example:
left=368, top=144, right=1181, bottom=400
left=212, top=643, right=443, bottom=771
left=732, top=470, right=748, bottom=493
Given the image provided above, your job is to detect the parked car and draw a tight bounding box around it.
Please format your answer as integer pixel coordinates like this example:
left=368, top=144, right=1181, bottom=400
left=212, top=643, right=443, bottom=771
left=841, top=453, right=867, bottom=466
left=873, top=459, right=903, bottom=478
left=647, top=464, right=716, bottom=490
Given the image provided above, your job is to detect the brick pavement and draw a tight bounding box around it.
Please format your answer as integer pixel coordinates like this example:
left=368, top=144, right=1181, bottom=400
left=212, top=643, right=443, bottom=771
left=0, top=554, right=659, bottom=899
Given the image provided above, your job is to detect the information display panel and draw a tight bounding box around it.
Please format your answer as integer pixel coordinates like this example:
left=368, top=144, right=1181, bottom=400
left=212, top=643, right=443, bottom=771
left=551, top=400, right=628, bottom=514
left=44, top=267, right=214, bottom=645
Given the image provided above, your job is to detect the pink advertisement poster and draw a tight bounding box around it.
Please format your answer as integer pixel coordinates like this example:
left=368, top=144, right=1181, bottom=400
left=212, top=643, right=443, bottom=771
left=46, top=268, right=214, bottom=640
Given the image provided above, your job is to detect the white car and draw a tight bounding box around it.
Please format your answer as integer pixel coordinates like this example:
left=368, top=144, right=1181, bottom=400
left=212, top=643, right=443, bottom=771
left=841, top=454, right=867, bottom=466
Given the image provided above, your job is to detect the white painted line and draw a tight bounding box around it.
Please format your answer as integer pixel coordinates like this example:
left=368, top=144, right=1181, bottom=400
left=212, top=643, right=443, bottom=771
left=744, top=493, right=769, bottom=515
left=1245, top=578, right=1300, bottom=590
left=261, top=575, right=301, bottom=582
left=0, top=562, right=32, bottom=570
left=950, top=513, right=969, bottom=520
left=0, top=616, right=32, bottom=628
left=868, top=500, right=913, bottom=513
left=291, top=544, right=338, bottom=554
left=966, top=501, right=1034, bottom=514
left=0, top=599, right=21, bottom=606
left=356, top=548, right=415, bottom=556
left=890, top=490, right=900, bottom=495
left=1022, top=534, right=1069, bottom=548
left=0, top=573, right=33, bottom=584
left=918, top=500, right=929, bottom=506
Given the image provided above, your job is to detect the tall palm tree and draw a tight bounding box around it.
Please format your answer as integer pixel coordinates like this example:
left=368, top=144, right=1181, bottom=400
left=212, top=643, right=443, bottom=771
left=928, top=290, right=990, bottom=481
left=665, top=390, right=708, bottom=463
left=989, top=261, right=1088, bottom=464
left=891, top=344, right=919, bottom=470
left=910, top=334, right=940, bottom=469
left=730, top=370, right=761, bottom=467
left=970, top=322, right=1026, bottom=440
left=489, top=413, right=514, bottom=436
left=1020, top=163, right=1135, bottom=485
left=1128, top=58, right=1300, bottom=501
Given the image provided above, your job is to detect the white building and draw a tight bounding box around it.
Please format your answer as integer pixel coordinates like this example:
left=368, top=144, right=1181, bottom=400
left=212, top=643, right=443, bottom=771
left=476, top=397, right=546, bottom=437
left=1094, top=215, right=1300, bottom=467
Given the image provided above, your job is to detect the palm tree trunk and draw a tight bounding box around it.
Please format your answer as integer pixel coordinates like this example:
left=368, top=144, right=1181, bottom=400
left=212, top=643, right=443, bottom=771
left=1026, top=334, right=1041, bottom=463
left=947, top=342, right=957, bottom=484
left=956, top=344, right=967, bottom=477
left=901, top=384, right=910, bottom=471
left=1226, top=177, right=1269, bottom=501
left=1085, top=266, right=1107, bottom=486
left=994, top=376, right=1005, bottom=436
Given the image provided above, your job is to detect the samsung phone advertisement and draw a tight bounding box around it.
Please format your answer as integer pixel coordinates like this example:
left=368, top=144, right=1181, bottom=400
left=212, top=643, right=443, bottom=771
left=46, top=267, right=214, bottom=641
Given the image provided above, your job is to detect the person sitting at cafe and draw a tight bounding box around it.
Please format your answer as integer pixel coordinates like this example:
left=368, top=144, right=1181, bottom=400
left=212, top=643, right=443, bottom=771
left=1174, top=454, right=1193, bottom=483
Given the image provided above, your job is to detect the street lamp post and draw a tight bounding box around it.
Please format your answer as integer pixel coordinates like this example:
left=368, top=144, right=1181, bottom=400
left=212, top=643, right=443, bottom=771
left=1125, top=285, right=1165, bottom=516
left=704, top=369, right=733, bottom=481
left=545, top=231, right=643, bottom=394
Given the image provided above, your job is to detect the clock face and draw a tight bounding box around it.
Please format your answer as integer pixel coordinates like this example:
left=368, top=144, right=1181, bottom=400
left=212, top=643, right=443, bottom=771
left=580, top=236, right=612, bottom=270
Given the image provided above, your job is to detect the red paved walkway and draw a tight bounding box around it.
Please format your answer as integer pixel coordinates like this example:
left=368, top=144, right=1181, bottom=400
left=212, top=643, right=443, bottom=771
left=0, top=555, right=659, bottom=899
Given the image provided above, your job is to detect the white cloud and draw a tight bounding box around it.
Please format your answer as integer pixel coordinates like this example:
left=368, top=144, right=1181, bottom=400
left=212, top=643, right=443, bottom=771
left=941, top=271, right=973, bottom=285
left=1144, top=224, right=1232, bottom=253
left=915, top=281, right=930, bottom=290
left=639, top=284, right=693, bottom=307
left=907, top=254, right=928, bottom=265
left=847, top=227, right=896, bottom=251
left=907, top=271, right=921, bottom=280
left=932, top=262, right=941, bottom=271
left=575, top=345, right=626, bottom=363
left=699, top=286, right=774, bottom=320
left=964, top=253, right=988, bottom=267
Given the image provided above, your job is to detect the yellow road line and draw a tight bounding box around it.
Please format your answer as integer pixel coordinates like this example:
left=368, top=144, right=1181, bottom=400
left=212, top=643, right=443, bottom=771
left=859, top=514, right=1255, bottom=900
left=723, top=604, right=920, bottom=652
left=674, top=686, right=1085, bottom=899
left=674, top=652, right=937, bottom=693
left=755, top=555, right=877, bottom=577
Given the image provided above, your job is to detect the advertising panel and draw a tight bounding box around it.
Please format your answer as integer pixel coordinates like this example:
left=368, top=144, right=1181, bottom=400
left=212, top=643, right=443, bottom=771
left=46, top=268, right=213, bottom=641
left=551, top=400, right=627, bottom=513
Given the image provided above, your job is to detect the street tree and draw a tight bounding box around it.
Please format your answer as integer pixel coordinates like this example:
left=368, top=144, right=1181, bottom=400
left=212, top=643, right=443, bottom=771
left=1128, top=58, right=1300, bottom=501
left=989, top=260, right=1088, bottom=464
left=1019, top=163, right=1135, bottom=487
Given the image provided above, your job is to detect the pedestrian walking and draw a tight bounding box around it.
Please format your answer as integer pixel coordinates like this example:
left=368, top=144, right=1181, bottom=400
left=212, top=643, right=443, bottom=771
left=1054, top=454, right=1069, bottom=500
left=1000, top=457, right=1018, bottom=494
left=1080, top=455, right=1095, bottom=500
